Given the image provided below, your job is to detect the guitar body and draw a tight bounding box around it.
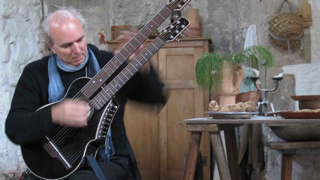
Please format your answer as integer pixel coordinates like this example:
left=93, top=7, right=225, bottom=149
left=21, top=77, right=119, bottom=179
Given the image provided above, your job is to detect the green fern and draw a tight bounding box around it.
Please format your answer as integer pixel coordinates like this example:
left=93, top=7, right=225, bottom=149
left=195, top=46, right=274, bottom=91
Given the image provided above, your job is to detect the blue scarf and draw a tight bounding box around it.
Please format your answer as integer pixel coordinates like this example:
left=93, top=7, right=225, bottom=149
left=48, top=48, right=114, bottom=161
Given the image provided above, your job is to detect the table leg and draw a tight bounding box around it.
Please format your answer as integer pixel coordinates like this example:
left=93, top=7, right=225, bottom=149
left=183, top=132, right=202, bottom=180
left=224, top=129, right=242, bottom=180
left=210, top=132, right=231, bottom=180
left=281, top=153, right=293, bottom=180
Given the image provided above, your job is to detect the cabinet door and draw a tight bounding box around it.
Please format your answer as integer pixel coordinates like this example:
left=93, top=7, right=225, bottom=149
left=124, top=54, right=160, bottom=180
left=158, top=47, right=210, bottom=180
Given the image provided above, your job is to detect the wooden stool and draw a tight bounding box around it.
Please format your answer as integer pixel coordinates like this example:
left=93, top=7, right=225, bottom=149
left=183, top=122, right=242, bottom=180
left=268, top=141, right=320, bottom=180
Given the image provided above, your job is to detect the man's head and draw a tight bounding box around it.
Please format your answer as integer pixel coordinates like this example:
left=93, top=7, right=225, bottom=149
left=41, top=7, right=88, bottom=67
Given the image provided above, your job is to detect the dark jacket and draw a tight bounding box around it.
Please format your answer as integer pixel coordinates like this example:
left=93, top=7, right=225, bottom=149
left=5, top=44, right=166, bottom=179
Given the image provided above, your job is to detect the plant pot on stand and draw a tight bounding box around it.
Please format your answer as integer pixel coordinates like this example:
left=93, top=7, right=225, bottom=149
left=216, top=61, right=246, bottom=106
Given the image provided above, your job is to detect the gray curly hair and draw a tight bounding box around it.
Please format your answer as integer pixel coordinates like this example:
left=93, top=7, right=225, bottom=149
left=39, top=7, right=87, bottom=54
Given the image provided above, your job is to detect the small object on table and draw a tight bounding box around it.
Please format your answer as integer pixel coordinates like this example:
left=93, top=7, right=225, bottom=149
left=249, top=75, right=283, bottom=116
left=291, top=95, right=320, bottom=110
left=205, top=111, right=259, bottom=119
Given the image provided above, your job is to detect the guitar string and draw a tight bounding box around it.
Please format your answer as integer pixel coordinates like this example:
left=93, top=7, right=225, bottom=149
left=46, top=5, right=178, bottom=165
left=64, top=110, right=103, bottom=162
left=48, top=10, right=167, bottom=144
left=47, top=31, right=169, bottom=164
left=48, top=11, right=168, bottom=145
left=58, top=34, right=168, bottom=159
left=67, top=52, right=154, bottom=163
left=46, top=0, right=177, bottom=144
left=63, top=38, right=165, bottom=163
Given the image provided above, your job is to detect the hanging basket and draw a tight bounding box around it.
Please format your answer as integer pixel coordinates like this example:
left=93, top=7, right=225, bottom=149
left=268, top=0, right=304, bottom=52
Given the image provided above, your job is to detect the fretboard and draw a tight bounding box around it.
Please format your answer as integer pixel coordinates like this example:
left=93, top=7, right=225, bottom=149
left=81, top=5, right=174, bottom=99
left=91, top=37, right=166, bottom=110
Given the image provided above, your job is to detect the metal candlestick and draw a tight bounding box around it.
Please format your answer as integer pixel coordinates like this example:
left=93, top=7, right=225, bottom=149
left=250, top=77, right=283, bottom=116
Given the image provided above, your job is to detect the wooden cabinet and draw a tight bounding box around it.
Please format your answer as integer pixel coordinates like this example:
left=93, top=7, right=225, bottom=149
left=106, top=38, right=212, bottom=180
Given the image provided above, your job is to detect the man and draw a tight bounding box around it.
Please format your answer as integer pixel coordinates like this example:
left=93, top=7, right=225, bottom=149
left=5, top=7, right=166, bottom=180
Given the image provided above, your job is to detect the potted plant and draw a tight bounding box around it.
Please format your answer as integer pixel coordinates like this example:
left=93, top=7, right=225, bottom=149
left=195, top=46, right=275, bottom=105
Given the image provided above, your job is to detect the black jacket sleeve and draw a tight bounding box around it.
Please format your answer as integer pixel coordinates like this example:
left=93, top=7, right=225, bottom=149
left=5, top=62, right=56, bottom=145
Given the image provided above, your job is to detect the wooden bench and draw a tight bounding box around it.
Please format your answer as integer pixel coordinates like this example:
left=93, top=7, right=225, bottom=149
left=268, top=141, right=320, bottom=180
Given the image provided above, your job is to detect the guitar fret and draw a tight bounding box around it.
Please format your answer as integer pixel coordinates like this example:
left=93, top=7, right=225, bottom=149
left=119, top=48, right=130, bottom=59
left=125, top=68, right=134, bottom=76
left=123, top=47, right=131, bottom=56
left=142, top=26, right=153, bottom=35
left=99, top=91, right=108, bottom=100
left=108, top=84, right=117, bottom=94
left=139, top=32, right=147, bottom=39
left=158, top=12, right=165, bottom=19
left=107, top=60, right=117, bottom=70
left=131, top=38, right=140, bottom=47
left=150, top=43, right=159, bottom=51
left=117, top=75, right=126, bottom=84
left=145, top=25, right=153, bottom=34
left=130, top=63, right=139, bottom=71
left=151, top=19, right=160, bottom=27
left=102, top=87, right=112, bottom=98
left=117, top=53, right=126, bottom=62
left=127, top=43, right=135, bottom=52
left=113, top=80, right=121, bottom=90
left=93, top=97, right=103, bottom=108
left=145, top=48, right=153, bottom=56
left=120, top=73, right=129, bottom=82
left=91, top=100, right=99, bottom=109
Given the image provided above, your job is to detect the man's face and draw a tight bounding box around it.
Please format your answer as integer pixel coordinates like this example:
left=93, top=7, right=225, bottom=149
left=49, top=15, right=87, bottom=67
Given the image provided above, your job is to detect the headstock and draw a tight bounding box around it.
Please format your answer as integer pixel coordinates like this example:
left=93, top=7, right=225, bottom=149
left=159, top=17, right=190, bottom=42
left=168, top=0, right=192, bottom=11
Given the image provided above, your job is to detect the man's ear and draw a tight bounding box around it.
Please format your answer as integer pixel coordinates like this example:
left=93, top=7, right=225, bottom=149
left=49, top=46, right=55, bottom=54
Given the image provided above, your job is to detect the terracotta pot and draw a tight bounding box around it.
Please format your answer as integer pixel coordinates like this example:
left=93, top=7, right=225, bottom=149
left=217, top=61, right=246, bottom=105
left=236, top=84, right=261, bottom=104
left=185, top=8, right=201, bottom=37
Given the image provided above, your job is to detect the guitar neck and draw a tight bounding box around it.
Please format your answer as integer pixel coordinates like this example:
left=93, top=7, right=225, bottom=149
left=81, top=5, right=174, bottom=98
left=91, top=37, right=166, bottom=110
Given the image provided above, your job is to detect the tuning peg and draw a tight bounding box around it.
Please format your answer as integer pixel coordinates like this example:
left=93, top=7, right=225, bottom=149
left=183, top=7, right=188, bottom=11
left=186, top=28, right=190, bottom=32
left=189, top=3, right=192, bottom=7
left=170, top=25, right=174, bottom=28
left=180, top=34, right=185, bottom=38
left=177, top=20, right=180, bottom=24
left=175, top=30, right=180, bottom=33
left=175, top=39, right=180, bottom=42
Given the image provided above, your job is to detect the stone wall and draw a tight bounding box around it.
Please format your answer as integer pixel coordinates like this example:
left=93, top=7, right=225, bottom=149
left=0, top=0, right=43, bottom=179
left=0, top=0, right=319, bottom=179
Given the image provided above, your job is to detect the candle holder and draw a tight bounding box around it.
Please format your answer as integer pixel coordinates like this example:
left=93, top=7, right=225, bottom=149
left=250, top=77, right=283, bottom=116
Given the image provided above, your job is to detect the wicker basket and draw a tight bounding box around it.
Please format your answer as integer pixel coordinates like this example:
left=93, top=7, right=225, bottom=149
left=268, top=1, right=304, bottom=51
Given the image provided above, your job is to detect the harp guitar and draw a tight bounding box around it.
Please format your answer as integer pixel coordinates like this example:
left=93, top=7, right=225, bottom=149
left=20, top=2, right=191, bottom=179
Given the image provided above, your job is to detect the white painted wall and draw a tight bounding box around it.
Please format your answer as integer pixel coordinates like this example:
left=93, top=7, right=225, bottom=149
left=0, top=0, right=42, bottom=179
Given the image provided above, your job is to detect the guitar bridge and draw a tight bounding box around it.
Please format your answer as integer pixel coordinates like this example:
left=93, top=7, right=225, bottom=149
left=43, top=136, right=72, bottom=170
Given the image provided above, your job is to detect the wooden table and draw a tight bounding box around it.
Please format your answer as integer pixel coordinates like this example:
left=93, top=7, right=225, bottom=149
left=183, top=116, right=320, bottom=180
